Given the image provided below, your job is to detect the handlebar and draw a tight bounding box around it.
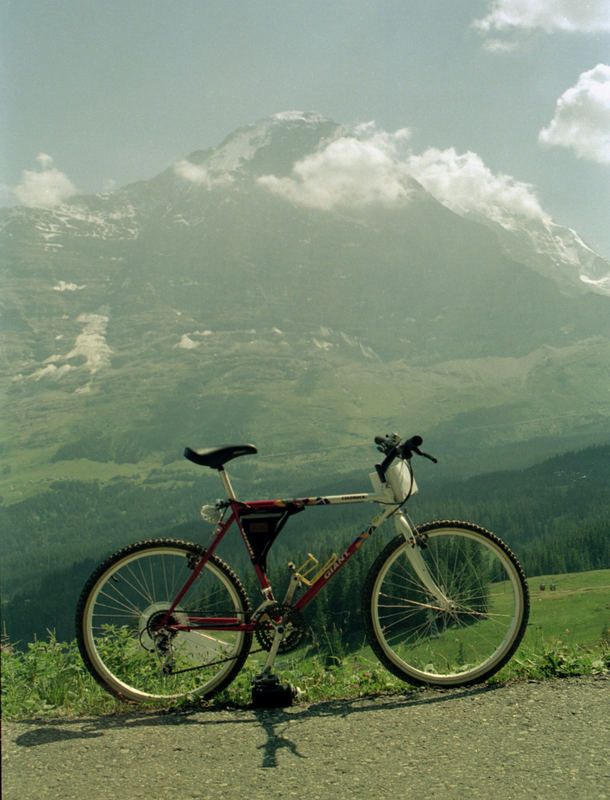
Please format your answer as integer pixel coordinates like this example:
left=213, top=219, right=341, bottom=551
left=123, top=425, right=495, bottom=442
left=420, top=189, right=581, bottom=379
left=374, top=432, right=437, bottom=482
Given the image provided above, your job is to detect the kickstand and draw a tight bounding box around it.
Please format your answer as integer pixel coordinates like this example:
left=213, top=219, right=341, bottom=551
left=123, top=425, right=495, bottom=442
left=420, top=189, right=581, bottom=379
left=251, top=671, right=296, bottom=708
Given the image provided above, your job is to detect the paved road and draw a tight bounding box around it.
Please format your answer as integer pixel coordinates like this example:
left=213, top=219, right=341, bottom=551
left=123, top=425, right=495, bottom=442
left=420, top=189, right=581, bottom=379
left=2, top=676, right=609, bottom=800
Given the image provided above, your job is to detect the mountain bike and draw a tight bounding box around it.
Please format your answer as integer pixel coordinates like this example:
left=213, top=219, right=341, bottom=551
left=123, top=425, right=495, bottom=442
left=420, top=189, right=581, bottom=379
left=76, top=433, right=530, bottom=705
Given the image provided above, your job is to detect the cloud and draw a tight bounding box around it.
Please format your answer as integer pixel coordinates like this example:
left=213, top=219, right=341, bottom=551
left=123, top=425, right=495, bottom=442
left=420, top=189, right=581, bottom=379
left=174, top=160, right=210, bottom=184
left=257, top=127, right=414, bottom=210
left=479, top=38, right=522, bottom=54
left=173, top=159, right=234, bottom=188
left=13, top=154, right=77, bottom=208
left=474, top=0, right=610, bottom=34
left=406, top=148, right=550, bottom=227
left=36, top=153, right=54, bottom=170
left=538, top=64, right=610, bottom=165
left=257, top=125, right=549, bottom=229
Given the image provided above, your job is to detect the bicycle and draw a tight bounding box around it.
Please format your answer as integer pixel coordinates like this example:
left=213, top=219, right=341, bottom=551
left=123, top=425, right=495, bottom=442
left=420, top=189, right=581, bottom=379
left=76, top=433, right=530, bottom=704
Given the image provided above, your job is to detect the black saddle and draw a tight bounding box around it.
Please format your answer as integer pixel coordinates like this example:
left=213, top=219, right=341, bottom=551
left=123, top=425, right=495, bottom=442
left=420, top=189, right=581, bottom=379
left=184, top=444, right=258, bottom=469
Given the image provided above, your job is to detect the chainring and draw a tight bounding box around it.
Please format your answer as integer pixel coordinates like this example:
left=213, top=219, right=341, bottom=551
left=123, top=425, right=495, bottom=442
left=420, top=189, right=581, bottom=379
left=254, top=603, right=308, bottom=654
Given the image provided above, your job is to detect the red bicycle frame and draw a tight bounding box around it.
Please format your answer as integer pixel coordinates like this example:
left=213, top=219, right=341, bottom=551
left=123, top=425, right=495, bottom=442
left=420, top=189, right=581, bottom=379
left=161, top=473, right=401, bottom=633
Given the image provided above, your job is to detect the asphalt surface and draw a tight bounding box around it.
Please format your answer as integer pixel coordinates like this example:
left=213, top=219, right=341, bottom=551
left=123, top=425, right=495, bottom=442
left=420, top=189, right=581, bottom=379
left=2, top=676, right=608, bottom=800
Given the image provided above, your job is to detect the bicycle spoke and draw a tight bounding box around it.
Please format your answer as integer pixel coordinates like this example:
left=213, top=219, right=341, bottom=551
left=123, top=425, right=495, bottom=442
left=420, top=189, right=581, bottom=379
left=77, top=542, right=252, bottom=702
left=364, top=522, right=528, bottom=686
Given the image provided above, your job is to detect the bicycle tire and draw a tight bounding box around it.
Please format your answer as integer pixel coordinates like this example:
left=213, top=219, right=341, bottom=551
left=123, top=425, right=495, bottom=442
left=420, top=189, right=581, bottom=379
left=76, top=539, right=252, bottom=703
left=363, top=520, right=529, bottom=687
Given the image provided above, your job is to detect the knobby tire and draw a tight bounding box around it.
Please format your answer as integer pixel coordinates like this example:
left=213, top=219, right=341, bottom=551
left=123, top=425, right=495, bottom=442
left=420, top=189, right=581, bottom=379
left=76, top=539, right=252, bottom=703
left=362, top=520, right=529, bottom=687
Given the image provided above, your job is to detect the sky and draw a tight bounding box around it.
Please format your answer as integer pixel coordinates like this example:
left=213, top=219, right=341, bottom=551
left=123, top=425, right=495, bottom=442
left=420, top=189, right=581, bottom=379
left=2, top=0, right=609, bottom=258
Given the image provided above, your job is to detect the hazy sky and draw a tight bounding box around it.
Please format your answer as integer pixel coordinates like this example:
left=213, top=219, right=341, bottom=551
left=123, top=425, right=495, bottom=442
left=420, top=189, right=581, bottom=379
left=2, top=0, right=609, bottom=257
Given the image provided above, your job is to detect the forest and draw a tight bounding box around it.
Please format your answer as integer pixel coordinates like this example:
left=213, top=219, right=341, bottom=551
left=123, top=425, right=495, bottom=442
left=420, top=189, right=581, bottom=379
left=1, top=443, right=608, bottom=647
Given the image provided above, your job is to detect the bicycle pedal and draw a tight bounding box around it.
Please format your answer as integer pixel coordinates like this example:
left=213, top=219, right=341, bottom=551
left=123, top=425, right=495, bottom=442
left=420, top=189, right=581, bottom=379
left=251, top=675, right=295, bottom=708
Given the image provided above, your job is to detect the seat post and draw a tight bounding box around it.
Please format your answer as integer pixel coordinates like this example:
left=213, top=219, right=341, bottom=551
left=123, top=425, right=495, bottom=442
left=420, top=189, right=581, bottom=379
left=218, top=467, right=236, bottom=499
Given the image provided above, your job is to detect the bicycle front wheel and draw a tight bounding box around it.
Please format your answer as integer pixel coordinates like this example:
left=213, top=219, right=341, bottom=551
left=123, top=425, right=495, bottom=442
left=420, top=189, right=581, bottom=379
left=363, top=520, right=529, bottom=687
left=77, top=539, right=252, bottom=703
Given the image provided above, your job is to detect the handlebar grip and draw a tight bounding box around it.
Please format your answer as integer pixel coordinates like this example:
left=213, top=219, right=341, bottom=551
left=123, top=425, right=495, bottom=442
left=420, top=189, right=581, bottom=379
left=374, top=433, right=436, bottom=465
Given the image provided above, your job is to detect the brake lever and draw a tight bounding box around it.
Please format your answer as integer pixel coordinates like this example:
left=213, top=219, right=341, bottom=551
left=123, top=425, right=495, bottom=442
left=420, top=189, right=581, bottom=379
left=413, top=447, right=438, bottom=464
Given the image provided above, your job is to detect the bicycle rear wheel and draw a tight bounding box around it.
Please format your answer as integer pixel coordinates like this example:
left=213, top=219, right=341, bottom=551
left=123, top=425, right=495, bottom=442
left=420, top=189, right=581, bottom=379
left=363, top=520, right=529, bottom=687
left=76, top=539, right=252, bottom=703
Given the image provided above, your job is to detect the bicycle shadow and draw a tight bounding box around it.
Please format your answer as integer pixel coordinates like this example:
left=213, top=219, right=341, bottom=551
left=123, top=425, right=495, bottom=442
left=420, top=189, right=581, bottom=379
left=9, top=682, right=503, bottom=769
left=252, top=708, right=308, bottom=767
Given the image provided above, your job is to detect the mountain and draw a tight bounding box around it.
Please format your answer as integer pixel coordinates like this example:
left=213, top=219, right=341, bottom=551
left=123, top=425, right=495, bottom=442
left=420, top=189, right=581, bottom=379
left=1, top=111, right=609, bottom=516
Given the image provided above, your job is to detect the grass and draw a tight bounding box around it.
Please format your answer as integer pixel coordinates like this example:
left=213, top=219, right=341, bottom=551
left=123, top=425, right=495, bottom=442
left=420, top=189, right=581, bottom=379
left=2, top=634, right=608, bottom=721
left=522, top=569, right=610, bottom=647
left=2, top=569, right=608, bottom=720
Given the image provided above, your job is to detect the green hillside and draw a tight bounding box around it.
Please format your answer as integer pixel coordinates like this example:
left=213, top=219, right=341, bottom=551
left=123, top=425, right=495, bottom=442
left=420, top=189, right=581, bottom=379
left=522, top=570, right=610, bottom=650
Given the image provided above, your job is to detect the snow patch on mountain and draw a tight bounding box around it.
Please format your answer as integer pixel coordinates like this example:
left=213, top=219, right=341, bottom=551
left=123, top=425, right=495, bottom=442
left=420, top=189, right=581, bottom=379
left=14, top=314, right=110, bottom=383
left=174, top=112, right=341, bottom=187
left=580, top=274, right=610, bottom=292
left=176, top=334, right=199, bottom=350
left=53, top=281, right=86, bottom=292
left=211, top=111, right=331, bottom=173
left=6, top=201, right=140, bottom=246
left=311, top=326, right=380, bottom=359
left=273, top=111, right=328, bottom=124
left=175, top=330, right=214, bottom=349
left=53, top=203, right=139, bottom=240
left=65, top=313, right=112, bottom=373
left=25, top=363, right=74, bottom=382
left=476, top=214, right=610, bottom=296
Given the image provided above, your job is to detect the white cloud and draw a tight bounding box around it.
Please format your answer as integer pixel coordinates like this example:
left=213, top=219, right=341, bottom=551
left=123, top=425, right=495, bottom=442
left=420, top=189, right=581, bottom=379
left=257, top=125, right=549, bottom=229
left=174, top=160, right=210, bottom=184
left=257, top=127, right=414, bottom=210
left=474, top=0, right=610, bottom=34
left=36, top=153, right=54, bottom=170
left=406, top=148, right=550, bottom=227
left=479, top=38, right=522, bottom=54
left=14, top=153, right=77, bottom=208
left=173, top=159, right=234, bottom=188
left=538, top=64, right=610, bottom=165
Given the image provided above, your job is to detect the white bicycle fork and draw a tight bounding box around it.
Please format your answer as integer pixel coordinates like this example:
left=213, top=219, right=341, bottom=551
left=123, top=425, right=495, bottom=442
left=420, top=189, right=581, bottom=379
left=394, top=513, right=454, bottom=610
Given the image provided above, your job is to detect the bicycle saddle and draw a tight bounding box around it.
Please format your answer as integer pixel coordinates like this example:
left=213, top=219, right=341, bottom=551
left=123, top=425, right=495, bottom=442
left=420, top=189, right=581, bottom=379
left=184, top=444, right=258, bottom=469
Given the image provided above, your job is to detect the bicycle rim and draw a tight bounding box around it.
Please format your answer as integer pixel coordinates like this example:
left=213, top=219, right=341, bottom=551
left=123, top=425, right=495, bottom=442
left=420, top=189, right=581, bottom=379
left=77, top=540, right=252, bottom=702
left=366, top=521, right=529, bottom=686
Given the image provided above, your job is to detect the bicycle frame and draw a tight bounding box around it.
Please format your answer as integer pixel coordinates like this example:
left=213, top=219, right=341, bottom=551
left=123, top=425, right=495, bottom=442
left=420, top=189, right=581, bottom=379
left=161, top=470, right=414, bottom=634
left=78, top=436, right=530, bottom=702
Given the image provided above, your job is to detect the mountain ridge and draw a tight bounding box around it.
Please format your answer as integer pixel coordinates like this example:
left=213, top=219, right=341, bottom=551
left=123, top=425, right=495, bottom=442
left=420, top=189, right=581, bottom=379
left=1, top=112, right=609, bottom=506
